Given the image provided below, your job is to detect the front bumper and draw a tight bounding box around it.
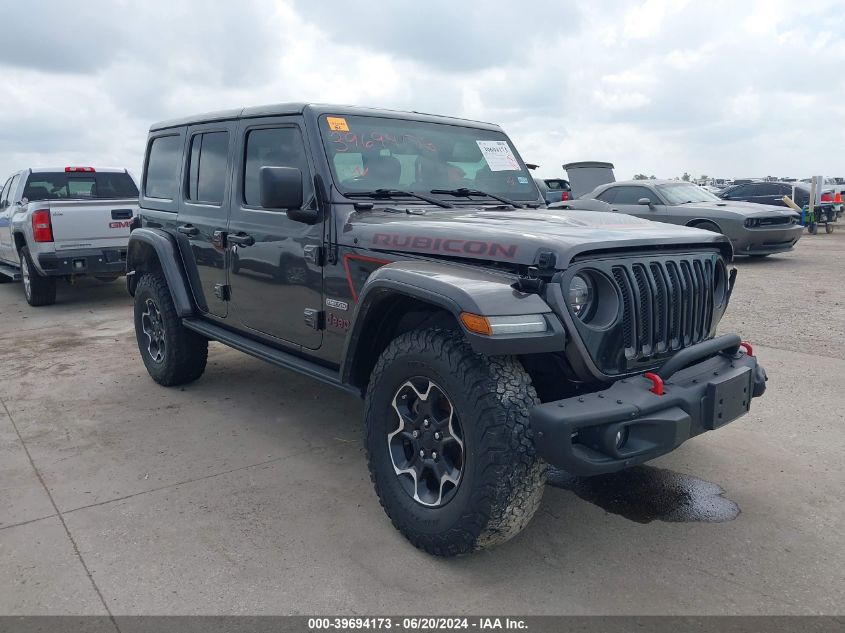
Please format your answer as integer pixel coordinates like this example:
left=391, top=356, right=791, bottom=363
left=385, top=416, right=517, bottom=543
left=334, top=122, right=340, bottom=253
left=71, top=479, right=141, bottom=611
left=732, top=225, right=803, bottom=255
left=530, top=335, right=767, bottom=476
left=38, top=248, right=127, bottom=277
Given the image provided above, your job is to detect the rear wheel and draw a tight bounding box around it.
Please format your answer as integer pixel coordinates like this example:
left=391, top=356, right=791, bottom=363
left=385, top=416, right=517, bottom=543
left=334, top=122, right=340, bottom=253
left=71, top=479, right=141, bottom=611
left=19, top=246, right=56, bottom=306
left=808, top=223, right=818, bottom=235
left=364, top=328, right=546, bottom=556
left=825, top=222, right=834, bottom=234
left=134, top=273, right=208, bottom=386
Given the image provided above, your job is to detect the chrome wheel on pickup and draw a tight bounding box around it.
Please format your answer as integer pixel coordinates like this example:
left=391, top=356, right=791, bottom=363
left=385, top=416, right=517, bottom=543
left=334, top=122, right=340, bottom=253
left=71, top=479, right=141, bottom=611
left=18, top=246, right=56, bottom=306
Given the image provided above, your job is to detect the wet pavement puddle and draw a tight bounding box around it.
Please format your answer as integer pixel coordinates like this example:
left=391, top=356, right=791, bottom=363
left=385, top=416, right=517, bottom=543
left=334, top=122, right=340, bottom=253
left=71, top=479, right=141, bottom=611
left=547, top=465, right=740, bottom=523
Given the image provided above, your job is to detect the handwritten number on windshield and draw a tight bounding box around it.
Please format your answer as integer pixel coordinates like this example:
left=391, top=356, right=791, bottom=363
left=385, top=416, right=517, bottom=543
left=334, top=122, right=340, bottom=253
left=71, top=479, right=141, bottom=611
left=331, top=131, right=436, bottom=153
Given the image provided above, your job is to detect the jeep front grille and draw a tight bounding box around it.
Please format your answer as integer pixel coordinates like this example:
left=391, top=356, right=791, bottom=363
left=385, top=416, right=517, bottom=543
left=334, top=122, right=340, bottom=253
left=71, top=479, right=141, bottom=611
left=611, top=258, right=715, bottom=360
left=560, top=252, right=728, bottom=376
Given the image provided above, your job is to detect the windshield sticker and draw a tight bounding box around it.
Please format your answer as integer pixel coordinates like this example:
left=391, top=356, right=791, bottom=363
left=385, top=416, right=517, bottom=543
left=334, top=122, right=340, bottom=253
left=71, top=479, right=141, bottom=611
left=326, top=117, right=350, bottom=132
left=517, top=176, right=529, bottom=184
left=476, top=140, right=520, bottom=171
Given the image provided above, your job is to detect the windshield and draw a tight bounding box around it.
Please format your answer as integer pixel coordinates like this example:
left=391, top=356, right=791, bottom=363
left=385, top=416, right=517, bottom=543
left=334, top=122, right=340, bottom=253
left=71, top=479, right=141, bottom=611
left=657, top=183, right=720, bottom=204
left=319, top=114, right=539, bottom=202
left=23, top=172, right=139, bottom=201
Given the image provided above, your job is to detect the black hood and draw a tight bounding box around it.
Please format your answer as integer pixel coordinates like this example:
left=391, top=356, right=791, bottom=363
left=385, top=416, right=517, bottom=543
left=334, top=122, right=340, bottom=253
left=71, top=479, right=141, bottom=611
left=344, top=206, right=731, bottom=267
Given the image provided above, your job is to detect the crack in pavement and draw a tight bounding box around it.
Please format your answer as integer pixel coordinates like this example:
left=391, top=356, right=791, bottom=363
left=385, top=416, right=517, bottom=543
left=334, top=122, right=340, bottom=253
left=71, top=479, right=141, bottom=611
left=1, top=396, right=121, bottom=630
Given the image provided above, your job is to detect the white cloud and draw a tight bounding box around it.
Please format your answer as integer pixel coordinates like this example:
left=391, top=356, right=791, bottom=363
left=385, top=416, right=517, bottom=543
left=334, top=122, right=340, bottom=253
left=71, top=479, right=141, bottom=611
left=0, top=0, right=844, bottom=183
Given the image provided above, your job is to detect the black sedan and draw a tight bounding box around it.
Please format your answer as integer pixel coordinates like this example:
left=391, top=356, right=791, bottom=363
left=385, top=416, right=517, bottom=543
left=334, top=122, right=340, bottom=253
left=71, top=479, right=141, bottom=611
left=719, top=181, right=834, bottom=209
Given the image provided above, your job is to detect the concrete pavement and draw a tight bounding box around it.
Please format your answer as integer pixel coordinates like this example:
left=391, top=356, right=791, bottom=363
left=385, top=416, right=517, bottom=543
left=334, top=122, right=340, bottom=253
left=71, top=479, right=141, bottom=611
left=0, top=233, right=843, bottom=615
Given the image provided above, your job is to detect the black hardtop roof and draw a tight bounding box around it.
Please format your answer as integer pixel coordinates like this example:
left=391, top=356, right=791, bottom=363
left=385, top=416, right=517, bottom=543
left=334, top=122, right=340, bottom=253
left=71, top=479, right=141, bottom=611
left=149, top=103, right=503, bottom=133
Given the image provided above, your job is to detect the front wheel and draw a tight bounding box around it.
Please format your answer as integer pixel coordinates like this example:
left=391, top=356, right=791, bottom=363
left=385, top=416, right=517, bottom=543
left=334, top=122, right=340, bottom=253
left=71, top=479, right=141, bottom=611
left=134, top=273, right=208, bottom=386
left=19, top=246, right=56, bottom=306
left=364, top=328, right=546, bottom=556
left=690, top=220, right=722, bottom=234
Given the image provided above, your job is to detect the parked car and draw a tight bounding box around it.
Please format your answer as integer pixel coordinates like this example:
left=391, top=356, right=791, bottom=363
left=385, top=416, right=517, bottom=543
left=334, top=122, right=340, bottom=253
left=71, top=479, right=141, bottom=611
left=127, top=102, right=766, bottom=556
left=534, top=177, right=572, bottom=204
left=719, top=181, right=835, bottom=209
left=573, top=180, right=803, bottom=257
left=0, top=167, right=138, bottom=305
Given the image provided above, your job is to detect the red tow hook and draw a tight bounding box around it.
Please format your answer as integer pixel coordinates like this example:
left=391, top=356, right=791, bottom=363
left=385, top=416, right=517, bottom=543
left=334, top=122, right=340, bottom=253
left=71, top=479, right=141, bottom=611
left=644, top=372, right=665, bottom=396
left=740, top=341, right=754, bottom=356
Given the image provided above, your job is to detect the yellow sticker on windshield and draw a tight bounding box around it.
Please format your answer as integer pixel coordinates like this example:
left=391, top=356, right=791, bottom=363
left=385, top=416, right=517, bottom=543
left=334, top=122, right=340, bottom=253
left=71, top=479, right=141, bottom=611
left=327, top=116, right=349, bottom=132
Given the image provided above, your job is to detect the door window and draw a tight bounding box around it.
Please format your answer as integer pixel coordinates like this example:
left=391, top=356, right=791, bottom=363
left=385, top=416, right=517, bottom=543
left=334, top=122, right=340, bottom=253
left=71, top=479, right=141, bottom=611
left=726, top=185, right=751, bottom=197
left=754, top=183, right=780, bottom=196
left=596, top=188, right=616, bottom=203
left=243, top=127, right=313, bottom=208
left=186, top=131, right=229, bottom=205
left=6, top=175, right=20, bottom=204
left=0, top=178, right=12, bottom=206
left=611, top=186, right=653, bottom=204
left=145, top=135, right=182, bottom=200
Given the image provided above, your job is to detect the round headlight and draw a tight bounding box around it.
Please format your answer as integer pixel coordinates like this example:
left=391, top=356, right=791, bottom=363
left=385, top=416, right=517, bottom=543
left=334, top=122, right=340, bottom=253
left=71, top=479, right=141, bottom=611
left=568, top=274, right=594, bottom=318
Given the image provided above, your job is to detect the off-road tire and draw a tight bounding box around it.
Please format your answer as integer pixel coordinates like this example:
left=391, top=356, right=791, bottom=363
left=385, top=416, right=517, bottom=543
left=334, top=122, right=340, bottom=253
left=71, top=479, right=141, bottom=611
left=364, top=328, right=546, bottom=556
left=808, top=223, right=818, bottom=235
left=134, top=273, right=208, bottom=386
left=20, top=246, right=56, bottom=306
left=825, top=222, right=834, bottom=234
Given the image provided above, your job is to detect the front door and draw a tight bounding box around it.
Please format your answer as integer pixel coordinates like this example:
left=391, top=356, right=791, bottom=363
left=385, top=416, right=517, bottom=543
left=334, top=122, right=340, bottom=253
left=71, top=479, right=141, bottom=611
left=176, top=124, right=236, bottom=318
left=226, top=117, right=323, bottom=349
left=609, top=185, right=668, bottom=221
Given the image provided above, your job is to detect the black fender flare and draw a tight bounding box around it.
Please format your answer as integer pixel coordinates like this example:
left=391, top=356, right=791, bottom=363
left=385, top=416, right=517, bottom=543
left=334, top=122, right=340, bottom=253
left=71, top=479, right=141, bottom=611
left=126, top=228, right=196, bottom=317
left=339, top=260, right=566, bottom=385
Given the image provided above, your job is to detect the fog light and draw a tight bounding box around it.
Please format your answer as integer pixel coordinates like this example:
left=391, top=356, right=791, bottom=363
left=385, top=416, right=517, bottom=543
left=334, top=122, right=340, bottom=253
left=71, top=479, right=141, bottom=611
left=615, top=427, right=629, bottom=450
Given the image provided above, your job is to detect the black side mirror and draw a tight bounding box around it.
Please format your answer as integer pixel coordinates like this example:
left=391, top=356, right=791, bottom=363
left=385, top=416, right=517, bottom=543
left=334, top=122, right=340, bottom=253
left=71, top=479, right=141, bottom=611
left=260, top=166, right=302, bottom=209
left=259, top=166, right=319, bottom=224
left=637, top=197, right=654, bottom=208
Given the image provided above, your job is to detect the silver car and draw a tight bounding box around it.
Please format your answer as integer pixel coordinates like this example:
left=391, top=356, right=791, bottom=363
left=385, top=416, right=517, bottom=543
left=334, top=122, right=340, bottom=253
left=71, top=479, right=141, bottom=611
left=575, top=180, right=803, bottom=257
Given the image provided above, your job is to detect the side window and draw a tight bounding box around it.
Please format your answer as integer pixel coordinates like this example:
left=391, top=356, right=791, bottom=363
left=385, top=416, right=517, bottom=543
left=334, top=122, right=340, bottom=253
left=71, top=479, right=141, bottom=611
left=0, top=178, right=11, bottom=206
left=7, top=175, right=20, bottom=204
left=596, top=188, right=616, bottom=203
left=145, top=135, right=182, bottom=200
left=613, top=186, right=652, bottom=204
left=243, top=127, right=313, bottom=208
left=186, top=131, right=229, bottom=205
left=728, top=185, right=750, bottom=197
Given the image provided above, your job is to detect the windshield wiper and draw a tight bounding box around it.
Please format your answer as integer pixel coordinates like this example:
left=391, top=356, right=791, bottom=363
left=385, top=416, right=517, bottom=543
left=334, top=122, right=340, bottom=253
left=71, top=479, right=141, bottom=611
left=345, top=189, right=454, bottom=209
left=429, top=188, right=524, bottom=208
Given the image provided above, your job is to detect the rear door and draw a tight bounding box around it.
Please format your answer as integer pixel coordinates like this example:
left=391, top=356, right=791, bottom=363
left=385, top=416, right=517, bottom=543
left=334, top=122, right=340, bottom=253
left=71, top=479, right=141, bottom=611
left=226, top=116, right=323, bottom=349
left=746, top=183, right=781, bottom=206
left=176, top=123, right=237, bottom=318
left=0, top=175, right=15, bottom=263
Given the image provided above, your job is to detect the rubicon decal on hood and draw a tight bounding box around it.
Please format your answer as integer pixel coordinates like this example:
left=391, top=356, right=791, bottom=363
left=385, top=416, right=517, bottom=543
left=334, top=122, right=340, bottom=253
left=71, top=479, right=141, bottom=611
left=373, top=234, right=518, bottom=258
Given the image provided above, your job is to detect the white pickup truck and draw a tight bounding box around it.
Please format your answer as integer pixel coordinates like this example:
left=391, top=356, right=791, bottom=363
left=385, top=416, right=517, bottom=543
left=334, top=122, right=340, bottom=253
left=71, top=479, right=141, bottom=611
left=0, top=167, right=138, bottom=306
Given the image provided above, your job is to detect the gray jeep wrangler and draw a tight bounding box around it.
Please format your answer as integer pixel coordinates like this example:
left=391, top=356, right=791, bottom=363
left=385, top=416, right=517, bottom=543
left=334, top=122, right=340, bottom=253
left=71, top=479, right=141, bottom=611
left=126, top=103, right=767, bottom=556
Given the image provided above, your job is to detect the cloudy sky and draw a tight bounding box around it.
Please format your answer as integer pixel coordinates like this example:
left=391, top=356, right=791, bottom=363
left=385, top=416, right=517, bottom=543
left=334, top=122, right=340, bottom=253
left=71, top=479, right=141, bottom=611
left=1, top=0, right=843, bottom=183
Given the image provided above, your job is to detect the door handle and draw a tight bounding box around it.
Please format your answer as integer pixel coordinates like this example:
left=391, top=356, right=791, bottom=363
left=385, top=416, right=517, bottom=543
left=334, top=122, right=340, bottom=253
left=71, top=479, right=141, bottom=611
left=227, top=233, right=255, bottom=247
left=177, top=225, right=199, bottom=236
